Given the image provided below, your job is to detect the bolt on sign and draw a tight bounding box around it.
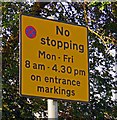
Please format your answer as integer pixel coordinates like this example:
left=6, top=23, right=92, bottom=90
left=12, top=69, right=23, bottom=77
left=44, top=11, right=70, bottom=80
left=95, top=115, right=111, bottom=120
left=20, top=14, right=89, bottom=102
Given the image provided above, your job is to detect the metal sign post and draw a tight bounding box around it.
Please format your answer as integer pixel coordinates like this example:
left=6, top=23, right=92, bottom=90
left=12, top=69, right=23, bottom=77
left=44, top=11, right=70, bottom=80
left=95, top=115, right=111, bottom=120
left=48, top=99, right=58, bottom=119
left=20, top=14, right=89, bottom=119
left=47, top=16, right=58, bottom=119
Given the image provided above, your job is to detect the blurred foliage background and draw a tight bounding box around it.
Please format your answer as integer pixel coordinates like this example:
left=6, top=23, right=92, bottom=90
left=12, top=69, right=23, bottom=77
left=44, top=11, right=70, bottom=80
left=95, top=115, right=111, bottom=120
left=2, top=1, right=117, bottom=119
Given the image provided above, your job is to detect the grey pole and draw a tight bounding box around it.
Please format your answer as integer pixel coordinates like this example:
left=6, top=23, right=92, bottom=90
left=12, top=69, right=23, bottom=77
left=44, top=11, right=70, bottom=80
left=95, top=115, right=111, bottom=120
left=34, top=1, right=58, bottom=119
left=48, top=99, right=58, bottom=119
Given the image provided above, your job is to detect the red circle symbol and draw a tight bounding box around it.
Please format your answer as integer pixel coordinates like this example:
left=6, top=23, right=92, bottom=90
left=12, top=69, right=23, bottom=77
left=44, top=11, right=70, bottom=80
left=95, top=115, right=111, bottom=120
left=25, top=26, right=36, bottom=39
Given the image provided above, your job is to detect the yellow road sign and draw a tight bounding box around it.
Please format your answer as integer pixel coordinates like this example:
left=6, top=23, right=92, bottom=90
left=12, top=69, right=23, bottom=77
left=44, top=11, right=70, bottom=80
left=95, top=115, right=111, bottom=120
left=20, top=14, right=89, bottom=101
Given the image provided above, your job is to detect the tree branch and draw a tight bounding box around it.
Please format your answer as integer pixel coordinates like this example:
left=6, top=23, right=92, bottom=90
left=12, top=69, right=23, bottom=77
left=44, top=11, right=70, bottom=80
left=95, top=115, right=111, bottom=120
left=83, top=2, right=115, bottom=54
